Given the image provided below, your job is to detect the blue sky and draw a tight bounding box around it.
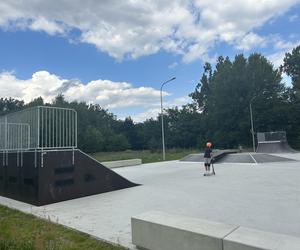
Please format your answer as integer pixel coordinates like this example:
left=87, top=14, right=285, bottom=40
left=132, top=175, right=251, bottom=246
left=0, top=1, right=299, bottom=121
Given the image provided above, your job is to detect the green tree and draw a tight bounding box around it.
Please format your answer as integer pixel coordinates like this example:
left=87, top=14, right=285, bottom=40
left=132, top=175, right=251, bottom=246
left=282, top=45, right=300, bottom=91
left=82, top=126, right=105, bottom=152
left=190, top=53, right=287, bottom=148
left=0, top=98, right=24, bottom=115
left=26, top=97, right=44, bottom=107
left=120, top=117, right=141, bottom=149
left=136, top=118, right=161, bottom=150
left=164, top=105, right=203, bottom=148
left=281, top=45, right=300, bottom=148
left=190, top=62, right=212, bottom=112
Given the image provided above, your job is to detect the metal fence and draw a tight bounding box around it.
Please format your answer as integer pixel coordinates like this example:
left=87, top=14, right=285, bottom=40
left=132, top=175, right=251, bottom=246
left=0, top=106, right=77, bottom=152
left=0, top=123, right=30, bottom=150
left=257, top=131, right=287, bottom=143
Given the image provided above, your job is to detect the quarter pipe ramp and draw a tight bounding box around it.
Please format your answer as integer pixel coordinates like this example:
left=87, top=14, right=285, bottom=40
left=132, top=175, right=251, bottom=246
left=256, top=131, right=297, bottom=154
left=256, top=141, right=297, bottom=153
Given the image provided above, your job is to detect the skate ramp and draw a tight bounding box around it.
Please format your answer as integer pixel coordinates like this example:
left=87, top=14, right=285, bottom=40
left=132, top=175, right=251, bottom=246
left=181, top=150, right=238, bottom=163
left=180, top=154, right=204, bottom=162
left=256, top=131, right=297, bottom=154
left=218, top=153, right=296, bottom=164
left=181, top=152, right=296, bottom=164
left=256, top=141, right=297, bottom=154
left=0, top=149, right=139, bottom=206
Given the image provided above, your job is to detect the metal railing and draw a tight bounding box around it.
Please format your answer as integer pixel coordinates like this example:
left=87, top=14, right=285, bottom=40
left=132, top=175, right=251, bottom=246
left=257, top=131, right=287, bottom=143
left=0, top=106, right=77, bottom=152
left=0, top=123, right=30, bottom=151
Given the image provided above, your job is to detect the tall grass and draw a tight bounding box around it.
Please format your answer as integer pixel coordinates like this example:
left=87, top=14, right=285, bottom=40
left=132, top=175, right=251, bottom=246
left=0, top=205, right=125, bottom=250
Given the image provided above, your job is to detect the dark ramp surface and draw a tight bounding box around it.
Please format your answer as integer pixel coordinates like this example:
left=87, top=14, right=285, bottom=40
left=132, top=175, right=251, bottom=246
left=180, top=150, right=238, bottom=162
left=217, top=153, right=254, bottom=163
left=181, top=152, right=296, bottom=164
left=180, top=154, right=204, bottom=162
left=256, top=141, right=297, bottom=153
left=0, top=149, right=138, bottom=206
left=218, top=153, right=296, bottom=164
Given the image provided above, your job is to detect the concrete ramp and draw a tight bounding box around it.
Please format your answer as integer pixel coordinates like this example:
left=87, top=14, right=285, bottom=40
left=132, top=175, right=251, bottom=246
left=181, top=150, right=238, bottom=163
left=0, top=149, right=139, bottom=206
left=256, top=131, right=297, bottom=154
left=181, top=152, right=296, bottom=164
left=180, top=154, right=204, bottom=162
left=256, top=141, right=297, bottom=153
left=218, top=153, right=296, bottom=164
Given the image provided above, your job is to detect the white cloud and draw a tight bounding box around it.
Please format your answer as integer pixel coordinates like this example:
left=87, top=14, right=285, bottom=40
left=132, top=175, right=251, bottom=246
left=168, top=62, right=178, bottom=69
left=0, top=0, right=299, bottom=62
left=267, top=38, right=300, bottom=67
left=268, top=51, right=287, bottom=68
left=0, top=70, right=191, bottom=122
left=236, top=32, right=266, bottom=51
left=130, top=96, right=192, bottom=122
left=0, top=70, right=170, bottom=110
left=289, top=14, right=298, bottom=22
left=130, top=108, right=161, bottom=123
left=29, top=17, right=66, bottom=35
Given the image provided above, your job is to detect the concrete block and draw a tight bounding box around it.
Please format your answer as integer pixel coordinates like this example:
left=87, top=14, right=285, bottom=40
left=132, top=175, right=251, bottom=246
left=131, top=211, right=238, bottom=250
left=102, top=159, right=142, bottom=168
left=224, top=226, right=300, bottom=250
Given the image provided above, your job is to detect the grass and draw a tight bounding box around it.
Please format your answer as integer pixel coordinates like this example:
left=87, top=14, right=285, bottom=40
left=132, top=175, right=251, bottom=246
left=90, top=148, right=199, bottom=164
left=0, top=205, right=126, bottom=250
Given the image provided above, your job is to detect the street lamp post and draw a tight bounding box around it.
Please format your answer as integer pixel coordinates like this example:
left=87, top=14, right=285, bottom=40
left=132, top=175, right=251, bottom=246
left=160, top=77, right=176, bottom=161
left=249, top=96, right=256, bottom=152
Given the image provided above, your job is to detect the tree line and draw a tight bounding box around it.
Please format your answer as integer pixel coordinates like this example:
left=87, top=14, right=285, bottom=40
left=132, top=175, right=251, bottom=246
left=1, top=45, right=299, bottom=152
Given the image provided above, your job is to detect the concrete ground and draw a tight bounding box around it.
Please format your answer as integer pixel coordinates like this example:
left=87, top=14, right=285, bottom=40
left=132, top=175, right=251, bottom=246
left=1, top=153, right=300, bottom=249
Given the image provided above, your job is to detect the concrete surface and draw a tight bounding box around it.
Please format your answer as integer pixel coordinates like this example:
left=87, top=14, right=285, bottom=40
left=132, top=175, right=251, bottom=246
left=102, top=159, right=142, bottom=169
left=224, top=226, right=300, bottom=250
left=1, top=153, right=300, bottom=249
left=132, top=211, right=238, bottom=250
left=182, top=152, right=296, bottom=164
left=218, top=153, right=296, bottom=164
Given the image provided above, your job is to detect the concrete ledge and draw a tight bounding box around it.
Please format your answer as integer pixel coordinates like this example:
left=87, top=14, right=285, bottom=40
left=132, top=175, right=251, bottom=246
left=180, top=149, right=238, bottom=163
left=101, top=159, right=142, bottom=169
left=131, top=211, right=238, bottom=250
left=224, top=226, right=300, bottom=250
left=213, top=150, right=239, bottom=162
left=132, top=211, right=300, bottom=250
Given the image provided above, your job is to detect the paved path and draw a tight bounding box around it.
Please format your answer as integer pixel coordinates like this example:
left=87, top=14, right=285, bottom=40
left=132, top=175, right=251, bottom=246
left=1, top=154, right=300, bottom=249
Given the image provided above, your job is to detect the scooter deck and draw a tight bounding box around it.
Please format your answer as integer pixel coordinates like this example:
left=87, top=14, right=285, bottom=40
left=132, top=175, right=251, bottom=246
left=204, top=173, right=215, bottom=176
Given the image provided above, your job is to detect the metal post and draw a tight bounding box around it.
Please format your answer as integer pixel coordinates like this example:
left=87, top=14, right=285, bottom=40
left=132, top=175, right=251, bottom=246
left=75, top=111, right=77, bottom=148
left=250, top=101, right=255, bottom=152
left=160, top=91, right=165, bottom=161
left=52, top=108, right=55, bottom=148
left=37, top=107, right=40, bottom=149
left=34, top=149, right=37, bottom=168
left=160, top=77, right=176, bottom=161
left=4, top=116, right=7, bottom=151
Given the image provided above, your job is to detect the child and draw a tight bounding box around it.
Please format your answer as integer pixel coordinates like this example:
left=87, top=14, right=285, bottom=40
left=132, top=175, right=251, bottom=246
left=203, top=142, right=213, bottom=176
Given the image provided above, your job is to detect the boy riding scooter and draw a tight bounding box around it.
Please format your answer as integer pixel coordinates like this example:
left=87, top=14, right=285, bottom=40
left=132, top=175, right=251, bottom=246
left=203, top=142, right=215, bottom=176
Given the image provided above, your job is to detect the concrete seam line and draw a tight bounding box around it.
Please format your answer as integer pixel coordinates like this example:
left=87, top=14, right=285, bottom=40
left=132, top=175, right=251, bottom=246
left=249, top=153, right=258, bottom=165
left=222, top=226, right=240, bottom=250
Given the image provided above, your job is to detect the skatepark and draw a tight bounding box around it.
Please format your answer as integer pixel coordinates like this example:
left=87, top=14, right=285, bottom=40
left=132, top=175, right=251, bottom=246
left=1, top=107, right=300, bottom=249
left=1, top=151, right=300, bottom=249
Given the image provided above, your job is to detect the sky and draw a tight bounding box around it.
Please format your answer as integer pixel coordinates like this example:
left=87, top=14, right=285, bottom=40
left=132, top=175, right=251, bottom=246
left=0, top=0, right=300, bottom=122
